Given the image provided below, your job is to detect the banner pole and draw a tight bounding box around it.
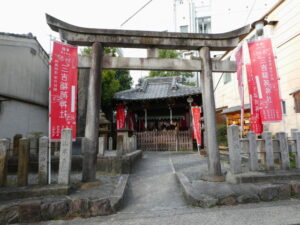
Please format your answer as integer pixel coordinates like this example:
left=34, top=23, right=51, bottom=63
left=48, top=36, right=54, bottom=184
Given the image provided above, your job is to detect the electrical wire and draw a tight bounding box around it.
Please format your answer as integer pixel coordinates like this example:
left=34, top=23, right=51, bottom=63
left=120, top=0, right=153, bottom=27
left=244, top=0, right=257, bottom=25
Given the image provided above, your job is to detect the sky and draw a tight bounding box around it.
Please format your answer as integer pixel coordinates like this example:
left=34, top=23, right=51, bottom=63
left=0, top=0, right=278, bottom=84
left=0, top=0, right=174, bottom=52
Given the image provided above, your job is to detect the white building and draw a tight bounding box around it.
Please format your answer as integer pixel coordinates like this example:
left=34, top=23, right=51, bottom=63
left=173, top=0, right=280, bottom=34
left=0, top=33, right=49, bottom=139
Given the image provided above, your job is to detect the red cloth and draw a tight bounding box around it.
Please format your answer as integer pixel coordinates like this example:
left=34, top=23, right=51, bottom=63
left=246, top=64, right=263, bottom=134
left=116, top=104, right=126, bottom=129
left=248, top=38, right=282, bottom=123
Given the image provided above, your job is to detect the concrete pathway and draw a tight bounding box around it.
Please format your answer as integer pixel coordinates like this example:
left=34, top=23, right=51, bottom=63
left=121, top=151, right=188, bottom=213
left=36, top=152, right=300, bottom=225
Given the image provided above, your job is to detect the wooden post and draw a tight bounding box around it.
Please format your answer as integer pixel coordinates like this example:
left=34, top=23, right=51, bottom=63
left=277, top=132, right=290, bottom=170
left=17, top=138, right=29, bottom=186
left=262, top=132, right=274, bottom=170
left=144, top=109, right=147, bottom=130
left=227, top=125, right=242, bottom=174
left=248, top=131, right=259, bottom=171
left=13, top=134, right=22, bottom=156
left=199, top=47, right=222, bottom=177
left=295, top=132, right=300, bottom=169
left=176, top=131, right=179, bottom=152
left=82, top=42, right=103, bottom=182
left=0, top=139, right=8, bottom=187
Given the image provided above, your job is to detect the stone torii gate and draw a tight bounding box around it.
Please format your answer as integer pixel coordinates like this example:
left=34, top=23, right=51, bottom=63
left=46, top=14, right=251, bottom=182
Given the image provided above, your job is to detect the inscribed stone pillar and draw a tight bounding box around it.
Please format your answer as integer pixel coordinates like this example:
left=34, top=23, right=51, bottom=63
left=199, top=47, right=222, bottom=177
left=58, top=129, right=73, bottom=185
left=17, top=138, right=29, bottom=186
left=262, top=132, right=274, bottom=170
left=291, top=129, right=298, bottom=155
left=247, top=131, right=259, bottom=171
left=38, top=136, right=49, bottom=185
left=98, top=137, right=105, bottom=156
left=277, top=132, right=290, bottom=170
left=130, top=137, right=134, bottom=152
left=122, top=137, right=128, bottom=154
left=29, top=136, right=38, bottom=157
left=116, top=136, right=124, bottom=156
left=13, top=134, right=22, bottom=156
left=227, top=125, right=242, bottom=174
left=0, top=139, right=8, bottom=187
left=108, top=137, right=113, bottom=151
left=295, top=132, right=300, bottom=169
left=82, top=42, right=103, bottom=182
left=132, top=135, right=137, bottom=151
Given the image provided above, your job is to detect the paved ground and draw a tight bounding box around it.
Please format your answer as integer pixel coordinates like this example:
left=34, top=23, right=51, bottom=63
left=120, top=151, right=188, bottom=212
left=31, top=152, right=300, bottom=225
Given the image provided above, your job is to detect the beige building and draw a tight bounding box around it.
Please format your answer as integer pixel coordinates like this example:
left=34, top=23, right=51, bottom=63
left=214, top=0, right=300, bottom=134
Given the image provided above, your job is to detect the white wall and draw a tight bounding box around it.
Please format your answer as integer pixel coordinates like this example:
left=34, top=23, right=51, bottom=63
left=0, top=100, right=48, bottom=139
left=0, top=34, right=49, bottom=139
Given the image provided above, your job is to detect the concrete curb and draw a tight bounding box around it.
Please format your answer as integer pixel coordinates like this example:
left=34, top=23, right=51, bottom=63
left=110, top=174, right=129, bottom=212
left=0, top=184, right=70, bottom=201
left=175, top=170, right=300, bottom=208
left=175, top=172, right=218, bottom=207
left=0, top=175, right=130, bottom=224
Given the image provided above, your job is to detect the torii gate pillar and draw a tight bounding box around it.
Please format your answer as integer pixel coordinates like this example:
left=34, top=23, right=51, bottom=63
left=82, top=42, right=103, bottom=182
left=199, top=47, right=222, bottom=178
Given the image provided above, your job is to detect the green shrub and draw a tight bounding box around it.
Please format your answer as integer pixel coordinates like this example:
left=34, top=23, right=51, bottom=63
left=217, top=125, right=228, bottom=146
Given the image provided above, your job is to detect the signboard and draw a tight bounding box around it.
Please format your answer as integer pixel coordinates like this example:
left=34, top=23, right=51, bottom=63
left=246, top=64, right=263, bottom=134
left=50, top=41, right=78, bottom=141
left=191, top=106, right=201, bottom=146
left=248, top=38, right=282, bottom=123
left=116, top=104, right=126, bottom=129
left=235, top=46, right=244, bottom=131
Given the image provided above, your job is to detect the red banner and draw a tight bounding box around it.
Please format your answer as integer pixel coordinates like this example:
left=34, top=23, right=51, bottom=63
left=50, top=41, right=78, bottom=141
left=246, top=64, right=263, bottom=134
left=116, top=104, right=126, bottom=129
left=248, top=38, right=282, bottom=123
left=191, top=107, right=201, bottom=146
left=235, top=46, right=245, bottom=131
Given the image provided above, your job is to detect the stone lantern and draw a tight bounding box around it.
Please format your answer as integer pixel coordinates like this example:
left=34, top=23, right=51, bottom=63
left=99, top=111, right=111, bottom=149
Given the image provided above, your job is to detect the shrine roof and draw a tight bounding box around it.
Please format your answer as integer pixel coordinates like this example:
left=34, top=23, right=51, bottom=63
left=222, top=104, right=251, bottom=114
left=114, top=76, right=201, bottom=101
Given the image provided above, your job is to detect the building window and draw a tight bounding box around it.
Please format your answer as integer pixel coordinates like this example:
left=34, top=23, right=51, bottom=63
left=223, top=73, right=231, bottom=84
left=180, top=25, right=188, bottom=33
left=293, top=91, right=300, bottom=113
left=282, top=100, right=286, bottom=114
left=196, top=17, right=211, bottom=33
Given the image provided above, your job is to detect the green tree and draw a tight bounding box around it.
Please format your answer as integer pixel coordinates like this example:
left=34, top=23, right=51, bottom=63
left=101, top=70, right=120, bottom=118
left=148, top=49, right=195, bottom=85
left=115, top=70, right=133, bottom=91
